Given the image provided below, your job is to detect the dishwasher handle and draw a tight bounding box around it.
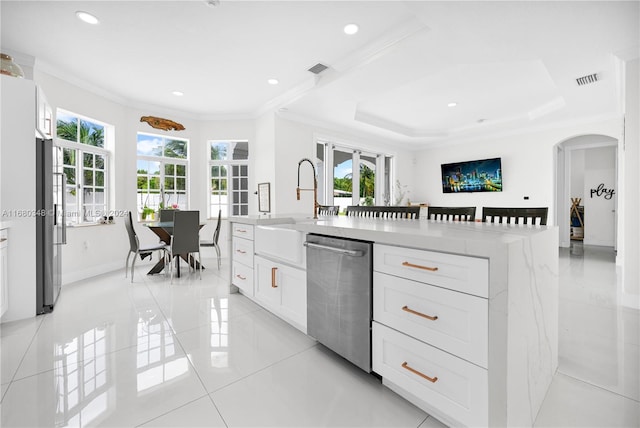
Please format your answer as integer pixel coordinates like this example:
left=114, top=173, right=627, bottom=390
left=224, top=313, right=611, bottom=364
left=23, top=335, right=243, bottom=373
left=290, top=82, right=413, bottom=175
left=304, top=241, right=365, bottom=257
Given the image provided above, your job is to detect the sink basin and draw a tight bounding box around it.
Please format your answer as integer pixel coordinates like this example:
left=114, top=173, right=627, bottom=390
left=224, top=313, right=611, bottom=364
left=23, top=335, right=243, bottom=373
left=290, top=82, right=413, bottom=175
left=255, top=224, right=305, bottom=266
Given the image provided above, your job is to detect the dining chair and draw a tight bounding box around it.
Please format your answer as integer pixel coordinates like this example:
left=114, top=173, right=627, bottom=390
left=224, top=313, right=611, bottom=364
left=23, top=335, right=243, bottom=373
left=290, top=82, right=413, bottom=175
left=427, top=206, right=476, bottom=221
left=318, top=205, right=339, bottom=216
left=345, top=205, right=420, bottom=219
left=159, top=209, right=175, bottom=223
left=124, top=211, right=168, bottom=282
left=482, top=207, right=548, bottom=225
left=168, top=210, right=202, bottom=282
left=200, top=209, right=222, bottom=269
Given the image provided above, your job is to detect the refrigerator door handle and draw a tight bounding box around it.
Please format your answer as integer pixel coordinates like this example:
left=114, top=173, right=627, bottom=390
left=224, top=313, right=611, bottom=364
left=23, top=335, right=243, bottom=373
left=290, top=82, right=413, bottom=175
left=54, top=172, right=67, bottom=245
left=61, top=172, right=67, bottom=245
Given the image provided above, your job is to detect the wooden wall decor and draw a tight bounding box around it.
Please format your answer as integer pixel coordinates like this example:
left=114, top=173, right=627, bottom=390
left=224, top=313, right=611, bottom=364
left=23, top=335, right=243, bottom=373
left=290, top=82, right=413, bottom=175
left=140, top=116, right=185, bottom=131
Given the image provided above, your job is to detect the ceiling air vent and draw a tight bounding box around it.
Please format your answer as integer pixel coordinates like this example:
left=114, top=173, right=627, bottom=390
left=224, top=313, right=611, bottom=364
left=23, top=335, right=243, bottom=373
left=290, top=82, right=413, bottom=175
left=576, top=73, right=598, bottom=86
left=308, top=63, right=329, bottom=74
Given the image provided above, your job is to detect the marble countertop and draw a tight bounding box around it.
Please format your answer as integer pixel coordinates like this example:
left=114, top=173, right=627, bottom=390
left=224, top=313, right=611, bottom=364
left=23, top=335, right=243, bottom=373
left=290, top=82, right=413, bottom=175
left=231, top=215, right=556, bottom=259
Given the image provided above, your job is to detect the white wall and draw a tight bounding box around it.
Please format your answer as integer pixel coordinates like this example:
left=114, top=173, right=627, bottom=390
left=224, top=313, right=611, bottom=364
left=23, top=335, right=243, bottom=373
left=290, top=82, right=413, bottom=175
left=570, top=150, right=585, bottom=200
left=412, top=119, right=622, bottom=225
left=253, top=112, right=276, bottom=213
left=622, top=58, right=639, bottom=308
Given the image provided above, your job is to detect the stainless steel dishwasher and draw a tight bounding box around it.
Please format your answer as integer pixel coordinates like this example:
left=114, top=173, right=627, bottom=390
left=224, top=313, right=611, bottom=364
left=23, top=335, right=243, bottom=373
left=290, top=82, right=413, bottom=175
left=305, top=234, right=373, bottom=372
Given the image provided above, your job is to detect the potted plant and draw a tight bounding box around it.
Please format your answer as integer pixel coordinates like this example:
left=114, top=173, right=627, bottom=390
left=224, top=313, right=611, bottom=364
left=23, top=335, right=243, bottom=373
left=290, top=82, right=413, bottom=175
left=141, top=206, right=155, bottom=221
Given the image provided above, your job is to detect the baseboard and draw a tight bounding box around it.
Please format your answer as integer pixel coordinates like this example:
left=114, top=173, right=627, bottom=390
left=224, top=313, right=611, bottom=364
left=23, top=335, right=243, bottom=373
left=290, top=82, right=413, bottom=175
left=62, top=260, right=124, bottom=286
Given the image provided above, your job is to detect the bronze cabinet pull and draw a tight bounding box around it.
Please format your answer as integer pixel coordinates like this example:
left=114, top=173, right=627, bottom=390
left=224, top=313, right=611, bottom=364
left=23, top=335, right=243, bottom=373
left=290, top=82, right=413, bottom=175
left=402, top=362, right=438, bottom=383
left=402, top=305, right=438, bottom=321
left=236, top=249, right=246, bottom=254
left=271, top=267, right=278, bottom=288
left=236, top=229, right=247, bottom=233
left=235, top=274, right=246, bottom=280
left=402, top=261, right=438, bottom=272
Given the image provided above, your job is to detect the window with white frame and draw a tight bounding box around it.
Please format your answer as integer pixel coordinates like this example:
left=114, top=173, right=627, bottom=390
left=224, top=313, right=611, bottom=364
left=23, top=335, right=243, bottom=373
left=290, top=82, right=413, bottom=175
left=208, top=140, right=249, bottom=218
left=136, top=133, right=188, bottom=220
left=316, top=141, right=393, bottom=214
left=56, top=110, right=111, bottom=224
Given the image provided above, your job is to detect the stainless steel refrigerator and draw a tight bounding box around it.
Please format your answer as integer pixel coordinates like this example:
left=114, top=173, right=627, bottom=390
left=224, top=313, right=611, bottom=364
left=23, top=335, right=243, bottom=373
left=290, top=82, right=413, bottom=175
left=36, top=137, right=66, bottom=314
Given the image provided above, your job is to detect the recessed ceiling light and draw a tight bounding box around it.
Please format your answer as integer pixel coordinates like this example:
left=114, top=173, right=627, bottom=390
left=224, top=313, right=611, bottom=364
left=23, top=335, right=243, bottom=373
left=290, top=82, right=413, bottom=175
left=75, top=11, right=99, bottom=25
left=344, top=23, right=359, bottom=35
left=267, top=78, right=279, bottom=85
left=447, top=102, right=457, bottom=107
left=172, top=91, right=184, bottom=96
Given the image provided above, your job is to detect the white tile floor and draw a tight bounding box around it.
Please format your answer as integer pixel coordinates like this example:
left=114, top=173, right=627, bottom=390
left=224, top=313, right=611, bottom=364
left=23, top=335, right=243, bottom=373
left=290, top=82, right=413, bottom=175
left=1, top=244, right=638, bottom=427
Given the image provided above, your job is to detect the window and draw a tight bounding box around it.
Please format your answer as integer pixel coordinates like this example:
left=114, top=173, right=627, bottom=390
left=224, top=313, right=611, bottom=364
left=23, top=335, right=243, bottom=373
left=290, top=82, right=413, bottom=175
left=136, top=133, right=188, bottom=219
left=208, top=141, right=249, bottom=217
left=56, top=110, right=111, bottom=224
left=316, top=141, right=393, bottom=214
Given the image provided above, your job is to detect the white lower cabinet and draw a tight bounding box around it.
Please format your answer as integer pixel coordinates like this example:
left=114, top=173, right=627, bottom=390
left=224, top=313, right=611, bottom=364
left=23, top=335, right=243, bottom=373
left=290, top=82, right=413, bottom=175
left=254, top=255, right=307, bottom=333
left=373, top=322, right=488, bottom=427
left=373, top=271, right=488, bottom=368
left=0, top=229, right=8, bottom=317
left=372, top=243, right=489, bottom=427
left=232, top=261, right=253, bottom=295
left=231, top=222, right=254, bottom=296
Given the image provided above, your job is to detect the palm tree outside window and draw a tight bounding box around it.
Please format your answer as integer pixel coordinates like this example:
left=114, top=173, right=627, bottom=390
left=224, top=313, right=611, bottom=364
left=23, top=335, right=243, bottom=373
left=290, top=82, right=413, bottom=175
left=136, top=133, right=188, bottom=220
left=56, top=109, right=111, bottom=224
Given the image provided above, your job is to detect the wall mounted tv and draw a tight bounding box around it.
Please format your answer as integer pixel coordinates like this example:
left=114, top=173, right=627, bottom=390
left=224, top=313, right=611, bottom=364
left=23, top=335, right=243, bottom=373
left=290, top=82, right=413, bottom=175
left=441, top=157, right=502, bottom=193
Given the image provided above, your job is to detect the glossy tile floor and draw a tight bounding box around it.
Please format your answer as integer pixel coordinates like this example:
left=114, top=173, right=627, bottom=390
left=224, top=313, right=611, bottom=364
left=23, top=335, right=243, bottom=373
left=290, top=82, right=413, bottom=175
left=1, top=244, right=638, bottom=427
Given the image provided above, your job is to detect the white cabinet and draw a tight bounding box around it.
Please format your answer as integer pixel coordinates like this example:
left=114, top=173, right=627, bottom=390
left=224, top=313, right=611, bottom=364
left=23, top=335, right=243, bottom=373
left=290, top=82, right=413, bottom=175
left=231, top=223, right=254, bottom=296
left=0, top=228, right=8, bottom=317
left=373, top=323, right=488, bottom=426
left=254, top=255, right=306, bottom=333
left=372, top=243, right=489, bottom=427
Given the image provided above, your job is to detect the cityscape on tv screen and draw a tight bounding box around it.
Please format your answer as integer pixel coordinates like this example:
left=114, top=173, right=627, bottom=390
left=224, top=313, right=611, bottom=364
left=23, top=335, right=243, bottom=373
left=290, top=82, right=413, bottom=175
left=441, top=158, right=502, bottom=193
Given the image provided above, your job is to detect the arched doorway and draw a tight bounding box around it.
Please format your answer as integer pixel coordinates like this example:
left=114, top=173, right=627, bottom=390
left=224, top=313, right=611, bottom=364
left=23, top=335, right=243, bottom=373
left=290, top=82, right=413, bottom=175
left=555, top=134, right=619, bottom=259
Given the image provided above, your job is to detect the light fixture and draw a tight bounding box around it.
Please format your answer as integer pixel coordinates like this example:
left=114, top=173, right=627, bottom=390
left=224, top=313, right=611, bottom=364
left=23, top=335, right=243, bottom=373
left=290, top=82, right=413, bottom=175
left=267, top=78, right=279, bottom=85
left=344, top=23, right=359, bottom=35
left=0, top=53, right=25, bottom=78
left=172, top=91, right=184, bottom=96
left=75, top=11, right=99, bottom=25
left=447, top=102, right=457, bottom=107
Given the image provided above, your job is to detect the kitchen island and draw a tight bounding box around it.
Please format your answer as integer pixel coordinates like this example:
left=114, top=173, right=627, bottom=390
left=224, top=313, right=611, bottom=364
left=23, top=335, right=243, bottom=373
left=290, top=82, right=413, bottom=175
left=229, top=215, right=558, bottom=427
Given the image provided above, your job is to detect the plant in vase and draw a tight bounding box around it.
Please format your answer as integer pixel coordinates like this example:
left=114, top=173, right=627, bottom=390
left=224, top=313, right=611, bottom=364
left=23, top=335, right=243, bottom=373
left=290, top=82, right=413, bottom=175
left=141, top=206, right=155, bottom=221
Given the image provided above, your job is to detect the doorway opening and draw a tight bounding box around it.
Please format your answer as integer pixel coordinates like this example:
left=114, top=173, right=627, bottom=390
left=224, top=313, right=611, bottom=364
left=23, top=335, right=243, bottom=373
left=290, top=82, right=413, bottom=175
left=555, top=134, right=619, bottom=258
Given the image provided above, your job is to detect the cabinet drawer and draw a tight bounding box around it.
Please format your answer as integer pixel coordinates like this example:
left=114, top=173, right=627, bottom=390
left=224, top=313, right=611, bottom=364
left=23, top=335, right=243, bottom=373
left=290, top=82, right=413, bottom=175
left=232, top=223, right=254, bottom=240
left=232, top=261, right=253, bottom=296
left=374, top=272, right=488, bottom=368
left=232, top=237, right=254, bottom=267
left=373, top=244, right=488, bottom=298
left=373, top=322, right=488, bottom=427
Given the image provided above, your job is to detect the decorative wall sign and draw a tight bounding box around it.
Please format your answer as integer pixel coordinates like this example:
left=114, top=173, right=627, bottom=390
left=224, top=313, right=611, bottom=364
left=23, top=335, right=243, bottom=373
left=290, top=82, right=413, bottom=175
left=590, top=183, right=615, bottom=200
left=140, top=116, right=185, bottom=131
left=258, top=182, right=271, bottom=213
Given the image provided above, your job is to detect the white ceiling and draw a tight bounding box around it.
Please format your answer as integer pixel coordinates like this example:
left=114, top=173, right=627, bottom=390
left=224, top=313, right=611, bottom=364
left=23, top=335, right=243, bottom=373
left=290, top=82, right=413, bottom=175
left=2, top=1, right=639, bottom=148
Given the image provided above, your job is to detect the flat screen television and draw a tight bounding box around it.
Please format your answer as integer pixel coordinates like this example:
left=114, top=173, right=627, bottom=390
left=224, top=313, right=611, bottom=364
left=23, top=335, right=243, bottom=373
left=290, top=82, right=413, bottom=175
left=441, top=157, right=502, bottom=193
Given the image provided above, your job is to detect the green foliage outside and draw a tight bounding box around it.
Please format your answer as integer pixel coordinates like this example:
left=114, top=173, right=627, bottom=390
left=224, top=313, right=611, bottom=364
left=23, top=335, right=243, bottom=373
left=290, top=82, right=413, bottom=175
left=333, top=163, right=375, bottom=204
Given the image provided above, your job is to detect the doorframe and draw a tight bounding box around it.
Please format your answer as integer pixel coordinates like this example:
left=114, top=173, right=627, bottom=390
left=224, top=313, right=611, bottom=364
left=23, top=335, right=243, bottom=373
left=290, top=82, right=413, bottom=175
left=555, top=135, right=620, bottom=254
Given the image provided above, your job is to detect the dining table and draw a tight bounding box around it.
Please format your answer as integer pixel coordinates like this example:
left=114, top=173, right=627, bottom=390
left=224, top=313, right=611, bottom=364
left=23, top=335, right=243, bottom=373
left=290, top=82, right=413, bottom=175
left=144, top=221, right=206, bottom=277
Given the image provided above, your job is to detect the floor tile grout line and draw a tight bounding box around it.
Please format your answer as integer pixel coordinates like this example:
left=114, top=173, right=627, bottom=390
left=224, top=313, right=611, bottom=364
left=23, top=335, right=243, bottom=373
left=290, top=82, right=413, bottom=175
left=143, top=277, right=231, bottom=427
left=207, top=342, right=320, bottom=395
left=5, top=315, right=46, bottom=386
left=133, top=393, right=221, bottom=428
left=556, top=370, right=640, bottom=404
